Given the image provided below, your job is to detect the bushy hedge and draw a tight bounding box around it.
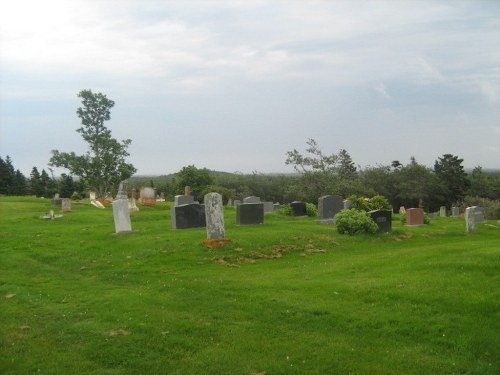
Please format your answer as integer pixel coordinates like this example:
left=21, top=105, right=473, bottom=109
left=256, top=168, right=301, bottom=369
left=279, top=203, right=318, bottom=217
left=458, top=196, right=500, bottom=219
left=347, top=195, right=392, bottom=212
left=334, top=209, right=378, bottom=235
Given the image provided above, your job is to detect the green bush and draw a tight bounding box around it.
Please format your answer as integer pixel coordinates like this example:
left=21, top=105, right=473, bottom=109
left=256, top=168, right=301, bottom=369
left=278, top=204, right=292, bottom=216
left=306, top=202, right=318, bottom=217
left=348, top=195, right=392, bottom=212
left=334, top=209, right=378, bottom=235
left=458, top=196, right=500, bottom=219
left=71, top=191, right=82, bottom=201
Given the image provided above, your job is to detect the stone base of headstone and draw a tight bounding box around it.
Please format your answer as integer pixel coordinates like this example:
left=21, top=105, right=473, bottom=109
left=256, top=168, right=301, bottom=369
left=236, top=203, right=264, bottom=224
left=316, top=218, right=334, bottom=225
left=171, top=204, right=206, bottom=229
left=202, top=238, right=232, bottom=248
left=112, top=199, right=132, bottom=233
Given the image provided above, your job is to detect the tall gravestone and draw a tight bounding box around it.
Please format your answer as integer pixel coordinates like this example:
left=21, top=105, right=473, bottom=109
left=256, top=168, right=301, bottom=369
left=451, top=206, right=460, bottom=217
left=465, top=206, right=475, bottom=233
left=112, top=181, right=132, bottom=233
left=343, top=199, right=352, bottom=210
left=205, top=193, right=225, bottom=240
left=318, top=195, right=343, bottom=221
left=89, top=191, right=96, bottom=200
left=290, top=201, right=307, bottom=216
left=369, top=210, right=392, bottom=233
left=472, top=206, right=484, bottom=224
left=406, top=208, right=424, bottom=225
left=440, top=206, right=447, bottom=217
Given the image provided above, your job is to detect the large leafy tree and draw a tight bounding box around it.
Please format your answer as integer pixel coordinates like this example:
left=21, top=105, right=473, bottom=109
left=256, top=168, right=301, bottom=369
left=174, top=165, right=215, bottom=199
left=433, top=154, right=470, bottom=205
left=50, top=90, right=136, bottom=198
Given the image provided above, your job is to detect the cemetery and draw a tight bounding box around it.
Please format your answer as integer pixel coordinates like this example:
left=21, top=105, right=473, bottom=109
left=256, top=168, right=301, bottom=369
left=1, top=194, right=499, bottom=375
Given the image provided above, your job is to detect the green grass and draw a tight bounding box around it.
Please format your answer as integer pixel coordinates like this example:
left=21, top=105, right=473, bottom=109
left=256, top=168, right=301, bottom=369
left=1, top=196, right=499, bottom=374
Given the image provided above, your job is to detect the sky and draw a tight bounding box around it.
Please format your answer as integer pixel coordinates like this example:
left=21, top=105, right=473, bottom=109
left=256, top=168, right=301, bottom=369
left=1, top=0, right=499, bottom=177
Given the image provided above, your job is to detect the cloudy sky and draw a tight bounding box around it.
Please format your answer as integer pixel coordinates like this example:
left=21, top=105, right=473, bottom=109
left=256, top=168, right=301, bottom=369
left=1, top=0, right=499, bottom=176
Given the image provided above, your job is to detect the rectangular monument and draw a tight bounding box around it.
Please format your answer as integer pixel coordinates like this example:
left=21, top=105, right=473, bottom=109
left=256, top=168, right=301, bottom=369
left=318, top=195, right=343, bottom=221
left=112, top=181, right=132, bottom=233
left=243, top=196, right=261, bottom=204
left=406, top=208, right=424, bottom=225
left=140, top=187, right=156, bottom=206
left=290, top=201, right=307, bottom=216
left=369, top=210, right=392, bottom=233
left=236, top=203, right=264, bottom=225
left=263, top=201, right=274, bottom=213
left=440, top=206, right=447, bottom=217
left=171, top=204, right=206, bottom=229
left=174, top=195, right=195, bottom=206
left=451, top=206, right=460, bottom=217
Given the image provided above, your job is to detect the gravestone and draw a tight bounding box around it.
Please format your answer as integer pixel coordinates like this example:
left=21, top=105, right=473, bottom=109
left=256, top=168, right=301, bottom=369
left=131, top=188, right=137, bottom=199
left=140, top=187, right=156, bottom=206
left=243, top=196, right=261, bottom=204
left=174, top=195, right=194, bottom=206
left=263, top=201, right=274, bottom=213
left=451, top=206, right=460, bottom=217
left=204, top=193, right=225, bottom=240
left=472, top=206, right=484, bottom=224
left=273, top=203, right=281, bottom=211
left=406, top=208, right=424, bottom=225
left=290, top=201, right=307, bottom=216
left=343, top=199, right=352, bottom=210
left=318, top=195, right=334, bottom=221
left=159, top=192, right=165, bottom=201
left=184, top=186, right=192, bottom=196
left=440, top=206, right=447, bottom=217
left=227, top=198, right=233, bottom=206
left=61, top=198, right=72, bottom=212
left=233, top=200, right=241, bottom=206
left=112, top=181, right=132, bottom=233
left=171, top=204, right=206, bottom=229
left=399, top=206, right=406, bottom=215
left=89, top=191, right=96, bottom=200
left=52, top=193, right=62, bottom=206
left=236, top=203, right=264, bottom=225
left=128, top=198, right=139, bottom=212
left=369, top=210, right=392, bottom=233
left=465, top=207, right=475, bottom=233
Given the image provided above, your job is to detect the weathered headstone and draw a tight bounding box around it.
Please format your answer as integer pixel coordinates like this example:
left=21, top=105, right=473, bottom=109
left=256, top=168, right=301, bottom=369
left=171, top=204, right=206, bottom=229
left=227, top=198, right=233, bottom=206
left=465, top=206, right=475, bottom=233
left=184, top=185, right=192, bottom=196
left=406, top=208, right=424, bottom=225
left=343, top=199, right=352, bottom=210
left=236, top=203, right=264, bottom=225
left=318, top=195, right=343, bottom=221
left=243, top=196, right=261, bottom=204
left=112, top=181, right=132, bottom=233
left=204, top=193, right=225, bottom=240
left=263, top=201, right=274, bottom=213
left=440, top=206, right=447, bottom=217
left=369, top=210, right=392, bottom=233
left=52, top=193, right=62, bottom=206
left=451, top=206, right=460, bottom=217
left=233, top=200, right=241, bottom=206
left=159, top=192, right=165, bottom=201
left=290, top=201, right=307, bottom=216
left=61, top=198, right=72, bottom=212
left=472, top=206, right=484, bottom=224
left=89, top=191, right=96, bottom=200
left=140, top=187, right=156, bottom=206
left=128, top=198, right=139, bottom=212
left=273, top=203, right=281, bottom=211
left=399, top=206, right=406, bottom=215
left=131, top=188, right=137, bottom=199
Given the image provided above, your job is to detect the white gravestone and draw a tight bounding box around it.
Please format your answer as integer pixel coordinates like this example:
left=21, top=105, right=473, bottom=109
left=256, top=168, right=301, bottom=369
left=112, top=181, right=132, bottom=233
left=204, top=192, right=225, bottom=240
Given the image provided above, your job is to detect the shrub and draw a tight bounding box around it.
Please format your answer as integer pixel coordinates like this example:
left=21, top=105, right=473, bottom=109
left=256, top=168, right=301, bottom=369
left=348, top=195, right=392, bottom=212
left=306, top=203, right=318, bottom=217
left=71, top=191, right=82, bottom=201
left=334, top=209, right=378, bottom=235
left=278, top=204, right=292, bottom=216
left=458, top=196, right=500, bottom=219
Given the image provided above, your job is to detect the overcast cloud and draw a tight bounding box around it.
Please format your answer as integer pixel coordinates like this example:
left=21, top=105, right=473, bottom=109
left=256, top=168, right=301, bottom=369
left=1, top=0, right=499, bottom=176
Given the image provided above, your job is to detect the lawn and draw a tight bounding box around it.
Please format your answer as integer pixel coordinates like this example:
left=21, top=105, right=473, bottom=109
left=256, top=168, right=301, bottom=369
left=1, top=196, right=499, bottom=374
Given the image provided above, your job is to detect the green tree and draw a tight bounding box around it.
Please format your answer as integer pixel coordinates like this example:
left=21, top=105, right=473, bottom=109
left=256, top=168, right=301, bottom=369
left=433, top=154, right=470, bottom=205
left=59, top=173, right=77, bottom=198
left=49, top=90, right=136, bottom=198
left=174, top=165, right=215, bottom=199
left=337, top=148, right=357, bottom=179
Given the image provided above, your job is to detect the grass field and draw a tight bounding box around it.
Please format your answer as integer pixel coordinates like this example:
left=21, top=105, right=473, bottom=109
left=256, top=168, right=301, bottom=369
left=1, top=196, right=499, bottom=374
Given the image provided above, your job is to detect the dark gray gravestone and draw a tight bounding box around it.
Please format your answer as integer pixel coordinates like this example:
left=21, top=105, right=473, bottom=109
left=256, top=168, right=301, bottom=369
left=171, top=204, right=206, bottom=229
left=236, top=203, right=264, bottom=224
left=290, top=201, right=307, bottom=216
left=368, top=210, right=392, bottom=233
left=318, top=195, right=335, bottom=220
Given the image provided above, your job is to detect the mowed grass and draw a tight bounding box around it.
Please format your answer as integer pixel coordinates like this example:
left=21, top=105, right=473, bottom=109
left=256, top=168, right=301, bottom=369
left=0, top=196, right=498, bottom=375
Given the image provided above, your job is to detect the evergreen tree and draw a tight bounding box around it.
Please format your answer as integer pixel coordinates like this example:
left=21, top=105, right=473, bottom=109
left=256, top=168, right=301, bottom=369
left=434, top=154, right=470, bottom=205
